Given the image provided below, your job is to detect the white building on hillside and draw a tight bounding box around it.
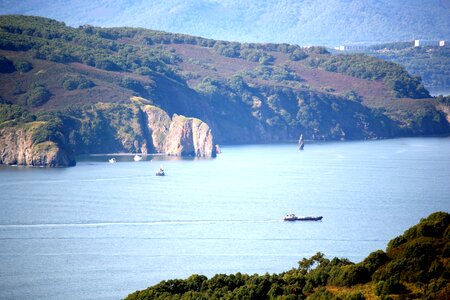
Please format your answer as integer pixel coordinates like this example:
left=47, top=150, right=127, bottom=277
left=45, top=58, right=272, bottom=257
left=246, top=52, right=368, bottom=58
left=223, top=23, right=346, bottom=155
left=414, top=39, right=446, bottom=47
left=335, top=45, right=368, bottom=51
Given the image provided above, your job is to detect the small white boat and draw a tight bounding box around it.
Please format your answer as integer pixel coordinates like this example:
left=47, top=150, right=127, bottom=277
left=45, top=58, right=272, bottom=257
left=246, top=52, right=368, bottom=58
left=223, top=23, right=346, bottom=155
left=134, top=155, right=142, bottom=161
left=156, top=165, right=165, bottom=176
left=108, top=158, right=116, bottom=163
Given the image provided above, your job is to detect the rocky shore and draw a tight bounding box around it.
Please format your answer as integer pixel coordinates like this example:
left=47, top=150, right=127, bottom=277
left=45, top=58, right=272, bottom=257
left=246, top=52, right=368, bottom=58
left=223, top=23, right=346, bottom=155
left=0, top=103, right=216, bottom=167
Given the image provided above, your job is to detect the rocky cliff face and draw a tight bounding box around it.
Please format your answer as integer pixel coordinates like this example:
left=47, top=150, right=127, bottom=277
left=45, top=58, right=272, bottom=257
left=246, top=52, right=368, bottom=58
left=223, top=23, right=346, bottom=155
left=0, top=123, right=76, bottom=167
left=141, top=105, right=216, bottom=157
left=163, top=114, right=216, bottom=157
left=141, top=104, right=171, bottom=153
left=0, top=103, right=216, bottom=167
left=437, top=103, right=450, bottom=123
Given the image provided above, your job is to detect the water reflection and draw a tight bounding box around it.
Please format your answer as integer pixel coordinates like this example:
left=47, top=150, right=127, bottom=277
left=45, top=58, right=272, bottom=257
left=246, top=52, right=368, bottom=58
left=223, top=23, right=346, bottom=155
left=78, top=153, right=213, bottom=163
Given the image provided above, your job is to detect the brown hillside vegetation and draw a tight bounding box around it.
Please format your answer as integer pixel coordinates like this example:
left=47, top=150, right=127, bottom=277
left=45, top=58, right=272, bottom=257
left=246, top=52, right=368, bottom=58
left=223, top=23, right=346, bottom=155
left=0, top=15, right=449, bottom=166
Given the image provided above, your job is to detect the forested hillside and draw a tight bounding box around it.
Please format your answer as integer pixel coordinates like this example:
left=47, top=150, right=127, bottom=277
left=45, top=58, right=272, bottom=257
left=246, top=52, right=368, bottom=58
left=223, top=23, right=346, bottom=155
left=364, top=43, right=450, bottom=95
left=127, top=211, right=450, bottom=299
left=0, top=15, right=449, bottom=166
left=0, top=0, right=449, bottom=46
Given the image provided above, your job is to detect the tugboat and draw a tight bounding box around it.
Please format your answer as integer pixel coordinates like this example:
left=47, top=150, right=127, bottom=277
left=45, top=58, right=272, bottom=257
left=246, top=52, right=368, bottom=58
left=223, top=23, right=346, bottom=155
left=156, top=165, right=165, bottom=176
left=284, top=214, right=322, bottom=221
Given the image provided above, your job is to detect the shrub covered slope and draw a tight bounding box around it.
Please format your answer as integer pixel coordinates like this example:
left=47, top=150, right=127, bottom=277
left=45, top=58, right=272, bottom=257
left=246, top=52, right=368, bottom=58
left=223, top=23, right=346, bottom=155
left=0, top=15, right=449, bottom=165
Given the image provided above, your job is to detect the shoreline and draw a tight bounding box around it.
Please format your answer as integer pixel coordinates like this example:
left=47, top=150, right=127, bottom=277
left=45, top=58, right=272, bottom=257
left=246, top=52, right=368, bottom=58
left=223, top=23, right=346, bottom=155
left=88, top=153, right=166, bottom=157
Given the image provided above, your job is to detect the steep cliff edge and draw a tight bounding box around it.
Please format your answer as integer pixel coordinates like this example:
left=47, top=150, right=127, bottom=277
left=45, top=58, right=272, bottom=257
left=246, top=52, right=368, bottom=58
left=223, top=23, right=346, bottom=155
left=141, top=105, right=216, bottom=157
left=141, top=104, right=171, bottom=153
left=0, top=122, right=75, bottom=167
left=436, top=96, right=450, bottom=123
left=0, top=102, right=216, bottom=167
left=164, top=114, right=216, bottom=157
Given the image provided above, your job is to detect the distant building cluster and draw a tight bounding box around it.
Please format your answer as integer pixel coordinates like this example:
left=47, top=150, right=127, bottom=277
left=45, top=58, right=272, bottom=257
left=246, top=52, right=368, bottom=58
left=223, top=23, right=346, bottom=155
left=334, top=40, right=448, bottom=52
left=414, top=40, right=446, bottom=47
left=334, top=45, right=368, bottom=51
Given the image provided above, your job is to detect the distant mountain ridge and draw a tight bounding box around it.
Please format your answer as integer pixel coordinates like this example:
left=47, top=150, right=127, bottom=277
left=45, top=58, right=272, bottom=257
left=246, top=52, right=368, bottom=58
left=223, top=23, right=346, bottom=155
left=0, top=0, right=449, bottom=46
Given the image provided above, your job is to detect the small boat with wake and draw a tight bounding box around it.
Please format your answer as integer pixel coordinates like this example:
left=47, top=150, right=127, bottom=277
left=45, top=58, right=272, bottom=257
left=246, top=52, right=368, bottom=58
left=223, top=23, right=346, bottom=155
left=134, top=154, right=143, bottom=161
left=108, top=158, right=116, bottom=163
left=284, top=214, right=322, bottom=221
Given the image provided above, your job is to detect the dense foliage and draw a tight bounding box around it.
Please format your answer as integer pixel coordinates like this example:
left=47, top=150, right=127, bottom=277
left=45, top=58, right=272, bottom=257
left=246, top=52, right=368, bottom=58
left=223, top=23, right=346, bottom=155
left=0, top=100, right=150, bottom=155
left=32, top=103, right=149, bottom=154
left=0, top=55, right=15, bottom=73
left=0, top=15, right=434, bottom=100
left=210, top=41, right=325, bottom=64
left=242, top=64, right=302, bottom=83
left=436, top=95, right=450, bottom=106
left=19, top=83, right=51, bottom=107
left=366, top=44, right=450, bottom=94
left=13, top=58, right=33, bottom=72
left=126, top=212, right=450, bottom=300
left=61, top=74, right=95, bottom=90
left=0, top=15, right=183, bottom=81
left=306, top=54, right=430, bottom=99
left=0, top=102, right=35, bottom=128
left=0, top=15, right=323, bottom=79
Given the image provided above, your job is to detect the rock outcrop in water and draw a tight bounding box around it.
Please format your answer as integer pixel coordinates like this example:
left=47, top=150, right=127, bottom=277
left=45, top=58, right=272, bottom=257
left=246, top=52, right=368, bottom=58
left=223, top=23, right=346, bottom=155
left=0, top=123, right=76, bottom=167
left=164, top=114, right=216, bottom=157
left=142, top=105, right=216, bottom=157
left=141, top=104, right=171, bottom=153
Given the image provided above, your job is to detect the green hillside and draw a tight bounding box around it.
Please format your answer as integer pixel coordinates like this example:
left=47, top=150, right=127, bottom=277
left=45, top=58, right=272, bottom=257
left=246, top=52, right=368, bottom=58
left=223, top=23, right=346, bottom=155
left=366, top=43, right=450, bottom=95
left=126, top=211, right=450, bottom=299
left=0, top=15, right=449, bottom=166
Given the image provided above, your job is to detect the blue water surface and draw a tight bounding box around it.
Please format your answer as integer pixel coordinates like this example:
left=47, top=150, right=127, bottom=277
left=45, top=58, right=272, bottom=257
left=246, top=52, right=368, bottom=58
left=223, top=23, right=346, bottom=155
left=0, top=137, right=449, bottom=299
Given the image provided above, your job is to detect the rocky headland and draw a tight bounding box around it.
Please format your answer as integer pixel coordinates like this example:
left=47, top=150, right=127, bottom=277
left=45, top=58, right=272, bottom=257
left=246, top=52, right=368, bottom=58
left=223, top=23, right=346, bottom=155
left=0, top=122, right=76, bottom=167
left=143, top=104, right=216, bottom=157
left=0, top=100, right=216, bottom=167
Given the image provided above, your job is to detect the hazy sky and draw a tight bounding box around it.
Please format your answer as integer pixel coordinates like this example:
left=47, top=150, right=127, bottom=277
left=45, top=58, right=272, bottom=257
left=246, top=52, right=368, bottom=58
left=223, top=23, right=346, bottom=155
left=0, top=0, right=449, bottom=45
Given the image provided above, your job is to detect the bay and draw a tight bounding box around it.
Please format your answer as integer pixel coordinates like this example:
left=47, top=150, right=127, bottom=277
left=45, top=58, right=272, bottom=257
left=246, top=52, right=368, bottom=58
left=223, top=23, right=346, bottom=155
left=0, top=137, right=449, bottom=299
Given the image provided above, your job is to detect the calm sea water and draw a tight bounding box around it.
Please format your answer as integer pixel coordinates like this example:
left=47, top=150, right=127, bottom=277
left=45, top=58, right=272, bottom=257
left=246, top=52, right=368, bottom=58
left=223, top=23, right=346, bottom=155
left=0, top=137, right=449, bottom=299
